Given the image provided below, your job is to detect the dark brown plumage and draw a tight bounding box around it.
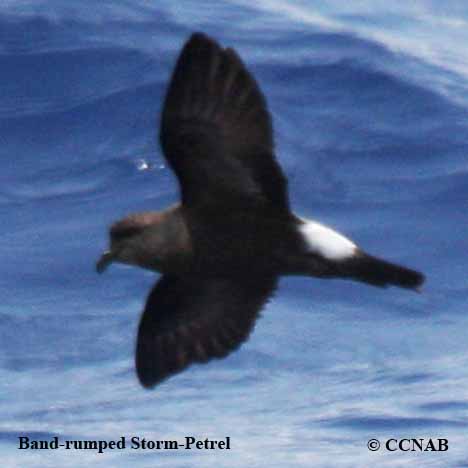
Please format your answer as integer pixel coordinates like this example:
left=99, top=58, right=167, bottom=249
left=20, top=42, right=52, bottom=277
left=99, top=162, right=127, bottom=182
left=136, top=275, right=276, bottom=387
left=97, top=33, right=425, bottom=389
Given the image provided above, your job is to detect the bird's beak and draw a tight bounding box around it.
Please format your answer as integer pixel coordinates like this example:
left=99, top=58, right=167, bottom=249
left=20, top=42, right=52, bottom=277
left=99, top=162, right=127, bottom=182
left=96, top=251, right=114, bottom=274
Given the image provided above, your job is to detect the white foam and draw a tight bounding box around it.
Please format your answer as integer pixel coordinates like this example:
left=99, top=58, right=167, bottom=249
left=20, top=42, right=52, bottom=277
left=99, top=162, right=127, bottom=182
left=299, top=218, right=357, bottom=260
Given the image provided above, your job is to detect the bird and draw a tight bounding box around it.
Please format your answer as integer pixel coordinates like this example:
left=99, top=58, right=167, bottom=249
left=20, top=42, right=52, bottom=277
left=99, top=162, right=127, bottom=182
left=96, top=32, right=425, bottom=389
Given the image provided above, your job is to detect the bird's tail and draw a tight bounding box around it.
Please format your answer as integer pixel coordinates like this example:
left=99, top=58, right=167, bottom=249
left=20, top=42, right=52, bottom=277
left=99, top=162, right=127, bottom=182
left=338, top=252, right=425, bottom=290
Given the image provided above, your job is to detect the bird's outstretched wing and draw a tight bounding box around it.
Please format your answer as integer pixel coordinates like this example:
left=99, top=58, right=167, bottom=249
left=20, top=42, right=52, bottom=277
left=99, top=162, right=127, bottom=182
left=160, top=32, right=289, bottom=212
left=136, top=274, right=277, bottom=388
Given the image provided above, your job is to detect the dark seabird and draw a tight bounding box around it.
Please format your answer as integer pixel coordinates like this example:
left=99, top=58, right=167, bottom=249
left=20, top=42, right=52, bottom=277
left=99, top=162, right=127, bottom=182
left=97, top=32, right=425, bottom=388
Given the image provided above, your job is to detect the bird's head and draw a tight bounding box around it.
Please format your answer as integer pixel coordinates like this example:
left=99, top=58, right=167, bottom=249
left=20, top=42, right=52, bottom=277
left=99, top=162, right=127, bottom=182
left=96, top=212, right=164, bottom=273
left=96, top=208, right=191, bottom=274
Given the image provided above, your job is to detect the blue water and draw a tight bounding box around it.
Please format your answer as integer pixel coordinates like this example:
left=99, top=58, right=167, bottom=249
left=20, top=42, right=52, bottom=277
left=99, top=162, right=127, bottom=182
left=2, top=1, right=468, bottom=467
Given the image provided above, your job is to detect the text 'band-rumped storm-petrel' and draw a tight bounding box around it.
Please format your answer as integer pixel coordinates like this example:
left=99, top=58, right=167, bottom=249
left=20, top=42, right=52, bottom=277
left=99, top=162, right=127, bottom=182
left=97, top=33, right=425, bottom=389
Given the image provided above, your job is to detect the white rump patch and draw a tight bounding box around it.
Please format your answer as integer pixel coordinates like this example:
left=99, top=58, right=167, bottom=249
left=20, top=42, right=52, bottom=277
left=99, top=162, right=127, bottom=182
left=299, top=217, right=357, bottom=260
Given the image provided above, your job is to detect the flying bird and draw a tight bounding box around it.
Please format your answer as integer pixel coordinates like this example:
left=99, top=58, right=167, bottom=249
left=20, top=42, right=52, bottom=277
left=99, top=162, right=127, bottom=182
left=97, top=32, right=425, bottom=388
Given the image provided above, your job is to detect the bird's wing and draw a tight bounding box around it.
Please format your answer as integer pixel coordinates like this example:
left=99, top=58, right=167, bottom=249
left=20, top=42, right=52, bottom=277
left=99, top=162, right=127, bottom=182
left=160, top=32, right=289, bottom=212
left=135, top=274, right=277, bottom=388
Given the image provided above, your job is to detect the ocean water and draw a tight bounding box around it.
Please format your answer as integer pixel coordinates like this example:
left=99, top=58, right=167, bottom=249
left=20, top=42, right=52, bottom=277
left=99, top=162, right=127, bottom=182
left=2, top=1, right=468, bottom=467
